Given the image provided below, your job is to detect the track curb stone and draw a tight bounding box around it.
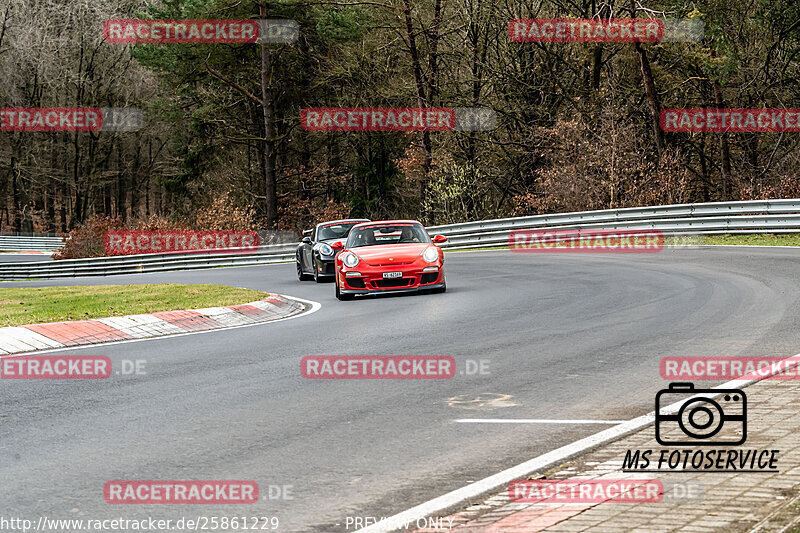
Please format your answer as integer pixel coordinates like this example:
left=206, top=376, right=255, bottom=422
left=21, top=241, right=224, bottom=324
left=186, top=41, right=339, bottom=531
left=0, top=294, right=305, bottom=355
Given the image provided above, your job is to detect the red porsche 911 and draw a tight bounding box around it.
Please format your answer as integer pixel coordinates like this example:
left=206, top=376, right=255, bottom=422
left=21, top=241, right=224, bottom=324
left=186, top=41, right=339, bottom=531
left=333, top=220, right=447, bottom=300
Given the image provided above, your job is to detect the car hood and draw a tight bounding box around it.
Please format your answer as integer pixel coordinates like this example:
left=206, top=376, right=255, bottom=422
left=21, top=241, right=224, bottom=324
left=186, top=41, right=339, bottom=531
left=347, top=243, right=431, bottom=265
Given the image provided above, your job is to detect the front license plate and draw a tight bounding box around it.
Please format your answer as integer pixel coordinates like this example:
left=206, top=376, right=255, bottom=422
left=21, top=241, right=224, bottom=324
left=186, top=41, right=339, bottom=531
left=383, top=271, right=402, bottom=279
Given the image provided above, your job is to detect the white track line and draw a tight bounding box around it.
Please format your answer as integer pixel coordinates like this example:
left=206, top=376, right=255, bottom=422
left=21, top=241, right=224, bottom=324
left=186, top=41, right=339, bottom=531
left=355, top=352, right=800, bottom=533
left=455, top=419, right=626, bottom=424
left=0, top=295, right=321, bottom=358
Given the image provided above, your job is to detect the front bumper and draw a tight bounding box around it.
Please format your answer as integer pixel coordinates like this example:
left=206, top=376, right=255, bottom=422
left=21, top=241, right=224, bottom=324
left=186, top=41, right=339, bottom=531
left=339, top=281, right=445, bottom=295
left=338, top=265, right=445, bottom=294
left=313, top=256, right=336, bottom=277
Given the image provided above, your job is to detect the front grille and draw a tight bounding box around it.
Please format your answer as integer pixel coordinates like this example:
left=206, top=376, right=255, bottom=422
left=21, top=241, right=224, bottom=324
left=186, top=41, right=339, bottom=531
left=373, top=261, right=413, bottom=267
left=347, top=278, right=366, bottom=288
left=323, top=262, right=335, bottom=274
left=421, top=273, right=438, bottom=284
left=374, top=278, right=412, bottom=288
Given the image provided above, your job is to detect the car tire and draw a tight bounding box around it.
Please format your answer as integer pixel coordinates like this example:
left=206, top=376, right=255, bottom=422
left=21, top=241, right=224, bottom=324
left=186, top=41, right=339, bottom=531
left=297, top=257, right=311, bottom=281
left=335, top=280, right=354, bottom=301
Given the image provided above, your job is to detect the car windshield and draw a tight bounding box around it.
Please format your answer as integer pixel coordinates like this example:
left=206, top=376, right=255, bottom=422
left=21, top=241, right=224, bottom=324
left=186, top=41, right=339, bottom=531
left=316, top=222, right=360, bottom=242
left=346, top=223, right=431, bottom=248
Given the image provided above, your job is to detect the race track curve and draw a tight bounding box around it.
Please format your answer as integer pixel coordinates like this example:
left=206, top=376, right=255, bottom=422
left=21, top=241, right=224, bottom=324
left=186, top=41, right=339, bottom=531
left=2, top=247, right=799, bottom=532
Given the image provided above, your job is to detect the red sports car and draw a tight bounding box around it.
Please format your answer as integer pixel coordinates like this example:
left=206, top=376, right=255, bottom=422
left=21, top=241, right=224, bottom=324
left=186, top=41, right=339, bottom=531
left=333, top=220, right=447, bottom=300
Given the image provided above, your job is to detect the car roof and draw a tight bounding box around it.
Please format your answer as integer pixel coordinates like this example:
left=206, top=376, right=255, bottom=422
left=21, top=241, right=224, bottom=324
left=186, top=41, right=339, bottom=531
left=350, top=219, right=423, bottom=230
left=316, top=218, right=370, bottom=228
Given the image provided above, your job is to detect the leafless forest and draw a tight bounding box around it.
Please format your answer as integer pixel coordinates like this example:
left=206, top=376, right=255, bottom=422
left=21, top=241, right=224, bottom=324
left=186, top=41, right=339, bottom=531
left=1, top=0, right=798, bottom=237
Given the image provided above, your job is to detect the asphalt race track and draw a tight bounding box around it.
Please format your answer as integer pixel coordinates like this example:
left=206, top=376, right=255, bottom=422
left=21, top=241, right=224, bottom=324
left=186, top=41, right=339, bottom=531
left=2, top=247, right=800, bottom=532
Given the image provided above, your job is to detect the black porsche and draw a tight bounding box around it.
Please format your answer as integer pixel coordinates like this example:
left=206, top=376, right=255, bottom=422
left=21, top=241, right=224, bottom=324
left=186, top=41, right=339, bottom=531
left=296, top=219, right=370, bottom=282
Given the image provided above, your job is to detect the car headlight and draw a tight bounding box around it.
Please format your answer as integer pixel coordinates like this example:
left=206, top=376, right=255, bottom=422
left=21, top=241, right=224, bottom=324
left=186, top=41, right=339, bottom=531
left=342, top=252, right=360, bottom=268
left=318, top=243, right=333, bottom=256
left=423, top=247, right=439, bottom=263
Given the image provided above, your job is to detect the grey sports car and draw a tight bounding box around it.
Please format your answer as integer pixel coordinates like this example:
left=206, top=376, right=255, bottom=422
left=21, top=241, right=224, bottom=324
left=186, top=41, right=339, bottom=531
left=296, top=218, right=370, bottom=282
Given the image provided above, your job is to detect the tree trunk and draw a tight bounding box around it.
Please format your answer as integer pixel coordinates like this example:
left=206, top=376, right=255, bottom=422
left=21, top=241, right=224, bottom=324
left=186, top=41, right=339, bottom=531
left=591, top=0, right=603, bottom=90
left=630, top=0, right=664, bottom=156
left=146, top=140, right=152, bottom=217
left=10, top=155, right=21, bottom=231
left=713, top=82, right=731, bottom=199
left=592, top=45, right=603, bottom=90
left=116, top=140, right=126, bottom=221
left=260, top=3, right=278, bottom=229
left=60, top=179, right=68, bottom=233
left=401, top=0, right=434, bottom=220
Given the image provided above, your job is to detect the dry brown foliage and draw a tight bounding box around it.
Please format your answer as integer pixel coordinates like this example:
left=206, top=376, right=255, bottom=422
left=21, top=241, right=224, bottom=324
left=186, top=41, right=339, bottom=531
left=56, top=192, right=256, bottom=259
left=278, top=198, right=351, bottom=235
left=740, top=175, right=800, bottom=201
left=277, top=164, right=351, bottom=234
left=192, top=193, right=256, bottom=231
left=513, top=118, right=692, bottom=215
left=56, top=216, right=125, bottom=260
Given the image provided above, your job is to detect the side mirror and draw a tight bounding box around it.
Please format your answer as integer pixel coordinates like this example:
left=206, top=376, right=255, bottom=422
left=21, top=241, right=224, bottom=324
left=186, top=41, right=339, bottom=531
left=302, top=237, right=312, bottom=244
left=331, top=241, right=344, bottom=250
left=432, top=235, right=447, bottom=244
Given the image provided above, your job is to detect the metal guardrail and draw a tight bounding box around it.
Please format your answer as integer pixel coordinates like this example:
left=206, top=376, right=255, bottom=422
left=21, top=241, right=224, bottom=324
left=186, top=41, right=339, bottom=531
left=1, top=199, right=799, bottom=280
left=0, top=236, right=64, bottom=252
left=428, top=198, right=800, bottom=237
left=436, top=214, right=800, bottom=249
left=0, top=243, right=297, bottom=279
left=0, top=231, right=60, bottom=237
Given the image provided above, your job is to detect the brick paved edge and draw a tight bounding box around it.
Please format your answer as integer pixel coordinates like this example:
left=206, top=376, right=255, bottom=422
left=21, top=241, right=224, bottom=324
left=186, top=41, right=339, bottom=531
left=349, top=354, right=800, bottom=533
left=0, top=294, right=306, bottom=355
left=403, top=367, right=800, bottom=533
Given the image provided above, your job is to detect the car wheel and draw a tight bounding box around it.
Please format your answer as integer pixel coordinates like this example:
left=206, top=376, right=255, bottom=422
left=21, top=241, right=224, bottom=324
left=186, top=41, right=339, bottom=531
left=297, top=257, right=311, bottom=281
left=335, top=279, right=354, bottom=301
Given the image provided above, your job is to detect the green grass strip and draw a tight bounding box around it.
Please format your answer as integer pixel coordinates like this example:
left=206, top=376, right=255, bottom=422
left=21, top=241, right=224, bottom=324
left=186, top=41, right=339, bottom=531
left=0, top=284, right=268, bottom=327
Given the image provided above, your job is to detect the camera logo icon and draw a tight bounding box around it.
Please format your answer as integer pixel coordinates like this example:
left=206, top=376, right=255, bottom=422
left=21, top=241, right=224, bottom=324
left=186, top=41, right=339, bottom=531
left=655, top=382, right=747, bottom=446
